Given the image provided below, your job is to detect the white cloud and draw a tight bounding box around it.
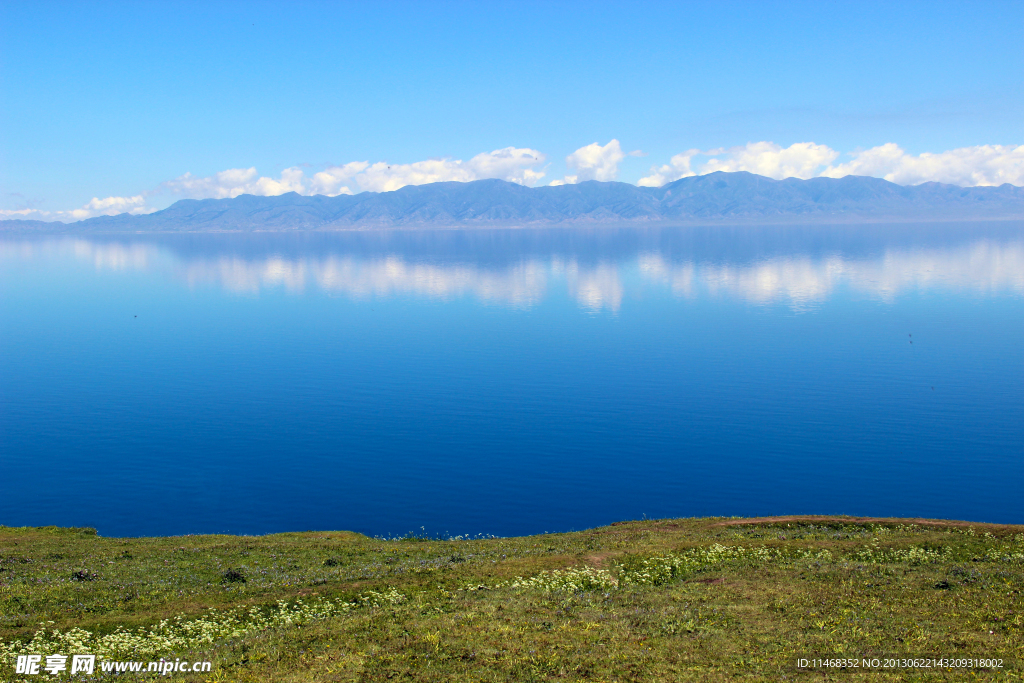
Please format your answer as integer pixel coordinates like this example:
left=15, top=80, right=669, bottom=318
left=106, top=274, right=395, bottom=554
left=821, top=143, right=1024, bottom=186
left=568, top=140, right=627, bottom=182
left=309, top=162, right=368, bottom=196
left=551, top=140, right=640, bottom=185
left=354, top=147, right=546, bottom=193
left=700, top=141, right=839, bottom=180
left=548, top=176, right=577, bottom=187
left=160, top=148, right=547, bottom=198
left=465, top=147, right=548, bottom=186
left=162, top=166, right=307, bottom=199
left=637, top=149, right=700, bottom=187
left=638, top=141, right=838, bottom=187
left=0, top=195, right=154, bottom=221
left=0, top=208, right=49, bottom=220
left=69, top=195, right=152, bottom=219
left=640, top=141, right=1024, bottom=188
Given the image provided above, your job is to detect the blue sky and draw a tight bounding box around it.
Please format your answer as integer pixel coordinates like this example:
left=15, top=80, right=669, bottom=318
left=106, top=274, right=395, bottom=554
left=2, top=0, right=1022, bottom=220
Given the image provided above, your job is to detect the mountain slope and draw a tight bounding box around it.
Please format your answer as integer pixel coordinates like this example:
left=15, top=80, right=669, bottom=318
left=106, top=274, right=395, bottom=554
left=5, top=172, right=1024, bottom=232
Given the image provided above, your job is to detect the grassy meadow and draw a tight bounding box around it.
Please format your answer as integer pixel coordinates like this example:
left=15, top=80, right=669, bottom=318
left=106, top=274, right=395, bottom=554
left=1, top=516, right=1022, bottom=681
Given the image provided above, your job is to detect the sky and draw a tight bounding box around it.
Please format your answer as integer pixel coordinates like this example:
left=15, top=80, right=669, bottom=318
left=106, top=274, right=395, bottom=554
left=1, top=0, right=1022, bottom=221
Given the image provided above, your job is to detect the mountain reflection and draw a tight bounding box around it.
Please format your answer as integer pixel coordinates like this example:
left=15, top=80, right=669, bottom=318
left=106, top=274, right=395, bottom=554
left=3, top=225, right=1022, bottom=310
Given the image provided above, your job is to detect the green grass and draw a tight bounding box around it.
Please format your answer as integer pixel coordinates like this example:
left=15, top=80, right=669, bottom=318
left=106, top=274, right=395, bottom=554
left=1, top=516, right=1022, bottom=681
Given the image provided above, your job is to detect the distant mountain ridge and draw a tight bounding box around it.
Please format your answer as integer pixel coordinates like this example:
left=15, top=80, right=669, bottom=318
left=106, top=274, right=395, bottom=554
left=6, top=171, right=1024, bottom=233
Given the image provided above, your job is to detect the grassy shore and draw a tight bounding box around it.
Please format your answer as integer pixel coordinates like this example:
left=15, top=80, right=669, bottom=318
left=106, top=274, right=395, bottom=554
left=1, top=516, right=1022, bottom=681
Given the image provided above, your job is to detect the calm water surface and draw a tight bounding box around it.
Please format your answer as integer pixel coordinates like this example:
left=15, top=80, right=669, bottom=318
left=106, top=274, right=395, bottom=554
left=1, top=223, right=1022, bottom=537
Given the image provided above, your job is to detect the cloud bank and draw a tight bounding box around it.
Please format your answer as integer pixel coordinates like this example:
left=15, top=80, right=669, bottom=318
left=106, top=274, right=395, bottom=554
left=3, top=148, right=547, bottom=221
left=163, top=147, right=548, bottom=200
left=550, top=140, right=643, bottom=185
left=162, top=167, right=308, bottom=199
left=819, top=143, right=1024, bottom=187
left=0, top=194, right=155, bottom=222
left=638, top=142, right=1024, bottom=187
left=4, top=141, right=1022, bottom=222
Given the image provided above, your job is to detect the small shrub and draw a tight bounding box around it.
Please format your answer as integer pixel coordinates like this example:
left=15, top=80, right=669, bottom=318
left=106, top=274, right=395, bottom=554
left=222, top=568, right=246, bottom=583
left=950, top=565, right=982, bottom=585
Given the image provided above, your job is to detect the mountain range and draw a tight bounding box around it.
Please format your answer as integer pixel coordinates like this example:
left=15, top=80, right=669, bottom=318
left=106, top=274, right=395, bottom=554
left=5, top=171, right=1024, bottom=233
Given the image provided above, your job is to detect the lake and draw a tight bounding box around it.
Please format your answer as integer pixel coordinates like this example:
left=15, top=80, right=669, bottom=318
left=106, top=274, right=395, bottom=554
left=1, top=222, right=1022, bottom=538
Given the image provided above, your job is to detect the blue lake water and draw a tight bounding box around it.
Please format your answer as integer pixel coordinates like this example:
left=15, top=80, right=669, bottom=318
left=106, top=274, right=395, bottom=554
left=1, top=223, right=1022, bottom=538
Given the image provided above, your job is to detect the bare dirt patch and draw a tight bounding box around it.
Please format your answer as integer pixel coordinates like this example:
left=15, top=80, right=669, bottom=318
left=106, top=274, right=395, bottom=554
left=583, top=552, right=619, bottom=568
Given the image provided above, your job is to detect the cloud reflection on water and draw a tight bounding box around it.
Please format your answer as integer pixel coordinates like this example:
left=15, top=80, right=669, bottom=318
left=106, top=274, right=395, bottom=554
left=2, top=233, right=1022, bottom=311
left=640, top=240, right=1024, bottom=308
